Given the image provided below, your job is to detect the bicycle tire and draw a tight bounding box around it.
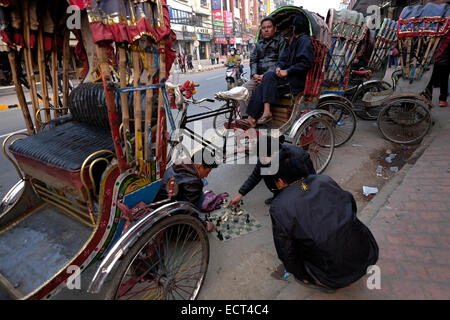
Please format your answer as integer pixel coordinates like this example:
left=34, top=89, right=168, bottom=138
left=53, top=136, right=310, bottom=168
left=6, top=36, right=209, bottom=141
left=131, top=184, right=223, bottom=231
left=105, top=214, right=210, bottom=300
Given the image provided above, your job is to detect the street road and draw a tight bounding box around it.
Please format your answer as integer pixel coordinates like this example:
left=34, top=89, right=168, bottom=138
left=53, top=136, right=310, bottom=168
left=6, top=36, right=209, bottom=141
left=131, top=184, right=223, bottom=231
left=0, top=64, right=400, bottom=299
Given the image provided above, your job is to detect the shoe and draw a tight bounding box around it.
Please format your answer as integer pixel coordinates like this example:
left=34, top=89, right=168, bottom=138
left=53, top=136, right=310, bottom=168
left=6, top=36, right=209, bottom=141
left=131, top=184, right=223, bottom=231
left=270, top=264, right=290, bottom=280
left=439, top=101, right=448, bottom=107
left=294, top=277, right=336, bottom=294
left=264, top=197, right=274, bottom=205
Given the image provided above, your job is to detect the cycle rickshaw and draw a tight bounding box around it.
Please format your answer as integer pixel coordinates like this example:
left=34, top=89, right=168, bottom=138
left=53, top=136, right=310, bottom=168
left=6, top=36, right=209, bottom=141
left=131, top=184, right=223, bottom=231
left=211, top=6, right=336, bottom=174
left=361, top=2, right=450, bottom=144
left=1, top=0, right=209, bottom=300
left=343, top=18, right=398, bottom=121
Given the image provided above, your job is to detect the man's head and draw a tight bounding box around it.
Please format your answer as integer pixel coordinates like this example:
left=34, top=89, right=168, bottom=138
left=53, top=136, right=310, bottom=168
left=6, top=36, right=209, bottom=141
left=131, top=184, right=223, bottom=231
left=293, top=14, right=310, bottom=36
left=230, top=47, right=236, bottom=55
left=191, top=148, right=219, bottom=179
left=272, top=146, right=310, bottom=190
left=260, top=16, right=277, bottom=40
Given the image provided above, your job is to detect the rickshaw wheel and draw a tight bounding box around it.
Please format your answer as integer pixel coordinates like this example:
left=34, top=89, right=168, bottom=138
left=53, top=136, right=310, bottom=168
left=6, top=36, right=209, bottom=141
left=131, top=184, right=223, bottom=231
left=377, top=97, right=432, bottom=145
left=352, top=81, right=391, bottom=121
left=0, top=180, right=25, bottom=214
left=106, top=214, right=209, bottom=300
left=293, top=116, right=335, bottom=174
left=317, top=99, right=356, bottom=147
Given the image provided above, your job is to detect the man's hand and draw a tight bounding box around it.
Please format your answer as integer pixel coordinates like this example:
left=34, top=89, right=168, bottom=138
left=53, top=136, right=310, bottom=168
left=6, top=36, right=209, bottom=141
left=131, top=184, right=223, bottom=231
left=228, top=193, right=243, bottom=209
left=253, top=74, right=263, bottom=83
left=276, top=69, right=288, bottom=79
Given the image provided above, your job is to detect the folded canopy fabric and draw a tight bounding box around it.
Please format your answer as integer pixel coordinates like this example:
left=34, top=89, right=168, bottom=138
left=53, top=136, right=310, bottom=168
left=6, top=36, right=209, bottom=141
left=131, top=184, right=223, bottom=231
left=68, top=0, right=173, bottom=44
left=398, top=2, right=450, bottom=38
left=327, top=9, right=367, bottom=42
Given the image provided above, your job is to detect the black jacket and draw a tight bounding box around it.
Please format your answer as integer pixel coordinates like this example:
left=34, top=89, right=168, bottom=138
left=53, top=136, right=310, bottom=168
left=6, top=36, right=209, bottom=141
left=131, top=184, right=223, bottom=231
left=276, top=34, right=314, bottom=95
left=238, top=144, right=316, bottom=196
left=269, top=174, right=379, bottom=289
left=154, top=164, right=203, bottom=209
left=250, top=34, right=287, bottom=77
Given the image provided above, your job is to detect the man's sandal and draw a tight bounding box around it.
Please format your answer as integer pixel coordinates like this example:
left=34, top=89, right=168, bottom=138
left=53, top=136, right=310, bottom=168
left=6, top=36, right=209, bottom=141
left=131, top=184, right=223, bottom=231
left=257, top=115, right=273, bottom=125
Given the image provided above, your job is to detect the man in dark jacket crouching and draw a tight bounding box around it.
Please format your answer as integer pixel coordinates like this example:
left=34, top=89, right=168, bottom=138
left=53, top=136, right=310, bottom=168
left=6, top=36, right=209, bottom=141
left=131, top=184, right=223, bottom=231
left=269, top=147, right=379, bottom=292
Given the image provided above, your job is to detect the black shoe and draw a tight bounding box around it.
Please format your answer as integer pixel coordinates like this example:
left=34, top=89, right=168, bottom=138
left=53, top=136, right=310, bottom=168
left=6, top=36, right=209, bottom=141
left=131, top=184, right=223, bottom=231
left=264, top=197, right=274, bottom=205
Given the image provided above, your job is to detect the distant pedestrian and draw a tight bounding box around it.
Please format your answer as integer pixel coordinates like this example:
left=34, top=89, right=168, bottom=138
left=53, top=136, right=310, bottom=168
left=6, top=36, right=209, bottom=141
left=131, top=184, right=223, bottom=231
left=215, top=51, right=219, bottom=64
left=210, top=51, right=215, bottom=65
left=187, top=54, right=193, bottom=70
left=426, top=32, right=450, bottom=107
left=179, top=53, right=186, bottom=74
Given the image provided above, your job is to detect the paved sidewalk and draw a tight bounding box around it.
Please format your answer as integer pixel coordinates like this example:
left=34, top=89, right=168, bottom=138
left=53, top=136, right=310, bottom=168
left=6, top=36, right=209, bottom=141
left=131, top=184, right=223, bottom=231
left=277, top=102, right=450, bottom=300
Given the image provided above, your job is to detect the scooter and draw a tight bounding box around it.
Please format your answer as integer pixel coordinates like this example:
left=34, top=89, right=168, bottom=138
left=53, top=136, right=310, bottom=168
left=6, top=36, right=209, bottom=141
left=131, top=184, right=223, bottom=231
left=225, top=62, right=247, bottom=90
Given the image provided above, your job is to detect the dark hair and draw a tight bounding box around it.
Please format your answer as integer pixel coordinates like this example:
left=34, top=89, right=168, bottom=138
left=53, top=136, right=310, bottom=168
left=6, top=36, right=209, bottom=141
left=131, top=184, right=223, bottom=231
left=293, top=14, right=310, bottom=35
left=261, top=16, right=276, bottom=27
left=272, top=147, right=309, bottom=184
left=191, top=147, right=219, bottom=169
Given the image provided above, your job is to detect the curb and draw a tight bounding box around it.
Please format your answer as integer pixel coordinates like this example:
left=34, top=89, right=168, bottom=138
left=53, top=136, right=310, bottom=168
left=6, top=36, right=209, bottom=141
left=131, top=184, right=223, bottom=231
left=0, top=103, right=21, bottom=111
left=182, top=59, right=250, bottom=74
left=358, top=132, right=437, bottom=226
left=0, top=97, right=57, bottom=112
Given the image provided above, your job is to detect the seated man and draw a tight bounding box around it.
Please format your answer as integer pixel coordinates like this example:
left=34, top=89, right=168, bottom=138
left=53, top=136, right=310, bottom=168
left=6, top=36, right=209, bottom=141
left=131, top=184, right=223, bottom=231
left=239, top=14, right=314, bottom=128
left=239, top=16, right=287, bottom=117
left=154, top=148, right=219, bottom=231
left=269, top=147, right=379, bottom=292
left=228, top=134, right=315, bottom=207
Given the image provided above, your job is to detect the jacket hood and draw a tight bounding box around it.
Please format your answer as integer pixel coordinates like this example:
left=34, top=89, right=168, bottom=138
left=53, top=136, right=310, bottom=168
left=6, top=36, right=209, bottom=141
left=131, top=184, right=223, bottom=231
left=172, top=164, right=200, bottom=178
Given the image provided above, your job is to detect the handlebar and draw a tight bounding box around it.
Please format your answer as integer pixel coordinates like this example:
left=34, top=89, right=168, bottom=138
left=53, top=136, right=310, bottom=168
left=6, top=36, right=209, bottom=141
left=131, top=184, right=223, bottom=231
left=186, top=97, right=215, bottom=104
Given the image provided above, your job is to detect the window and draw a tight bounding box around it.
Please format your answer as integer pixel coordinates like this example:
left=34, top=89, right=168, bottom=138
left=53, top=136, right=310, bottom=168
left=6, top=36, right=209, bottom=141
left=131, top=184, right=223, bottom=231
left=201, top=0, right=208, bottom=6
left=171, top=9, right=193, bottom=25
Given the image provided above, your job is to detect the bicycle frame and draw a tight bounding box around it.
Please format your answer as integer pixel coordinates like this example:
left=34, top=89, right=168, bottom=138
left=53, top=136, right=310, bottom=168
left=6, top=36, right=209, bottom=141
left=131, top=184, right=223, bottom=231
left=173, top=99, right=236, bottom=162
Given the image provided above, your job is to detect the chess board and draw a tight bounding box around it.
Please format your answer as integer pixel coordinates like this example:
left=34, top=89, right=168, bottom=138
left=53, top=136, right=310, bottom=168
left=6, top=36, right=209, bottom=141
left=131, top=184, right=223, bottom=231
left=206, top=208, right=263, bottom=242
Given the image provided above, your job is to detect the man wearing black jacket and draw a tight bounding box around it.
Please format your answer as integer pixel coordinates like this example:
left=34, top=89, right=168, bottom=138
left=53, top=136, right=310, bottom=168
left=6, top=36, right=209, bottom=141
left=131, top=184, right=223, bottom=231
left=269, top=148, right=379, bottom=292
left=239, top=16, right=287, bottom=117
left=239, top=14, right=314, bottom=128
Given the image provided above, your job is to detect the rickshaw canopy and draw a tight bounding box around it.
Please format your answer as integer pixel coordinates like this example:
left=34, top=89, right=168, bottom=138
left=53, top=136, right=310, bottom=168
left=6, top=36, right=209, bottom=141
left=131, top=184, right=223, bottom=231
left=256, top=6, right=331, bottom=49
left=398, top=2, right=450, bottom=38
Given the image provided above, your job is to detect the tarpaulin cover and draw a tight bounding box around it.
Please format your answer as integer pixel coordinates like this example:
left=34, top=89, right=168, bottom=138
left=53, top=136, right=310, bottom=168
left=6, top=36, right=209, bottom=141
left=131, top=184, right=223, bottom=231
left=398, top=2, right=450, bottom=38
left=257, top=6, right=331, bottom=49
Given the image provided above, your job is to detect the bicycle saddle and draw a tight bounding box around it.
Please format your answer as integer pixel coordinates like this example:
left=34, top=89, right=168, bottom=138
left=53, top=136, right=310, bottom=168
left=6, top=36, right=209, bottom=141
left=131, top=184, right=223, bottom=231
left=214, top=86, right=249, bottom=101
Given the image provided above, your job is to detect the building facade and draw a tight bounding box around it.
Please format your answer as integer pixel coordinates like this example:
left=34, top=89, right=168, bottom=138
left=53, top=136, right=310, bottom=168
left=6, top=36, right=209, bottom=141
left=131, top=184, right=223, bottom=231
left=347, top=0, right=449, bottom=21
left=168, top=0, right=263, bottom=59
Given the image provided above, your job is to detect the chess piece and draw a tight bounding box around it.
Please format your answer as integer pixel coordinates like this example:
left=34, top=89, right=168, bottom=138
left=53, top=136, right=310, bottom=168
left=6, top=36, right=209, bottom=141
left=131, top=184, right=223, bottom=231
left=227, top=224, right=230, bottom=230
left=240, top=200, right=244, bottom=205
left=217, top=231, right=224, bottom=241
left=205, top=214, right=209, bottom=222
left=216, top=217, right=221, bottom=227
left=245, top=214, right=250, bottom=224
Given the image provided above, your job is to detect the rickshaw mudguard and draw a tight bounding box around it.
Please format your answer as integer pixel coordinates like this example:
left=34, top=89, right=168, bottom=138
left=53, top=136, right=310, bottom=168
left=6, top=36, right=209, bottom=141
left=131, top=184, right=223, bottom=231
left=87, top=201, right=202, bottom=294
left=288, top=109, right=336, bottom=141
left=318, top=93, right=354, bottom=109
left=380, top=93, right=434, bottom=110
